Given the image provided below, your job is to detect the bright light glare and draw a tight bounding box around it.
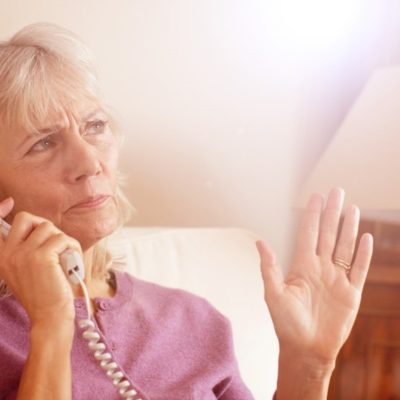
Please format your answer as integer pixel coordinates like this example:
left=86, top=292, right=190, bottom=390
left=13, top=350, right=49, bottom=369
left=268, top=0, right=361, bottom=51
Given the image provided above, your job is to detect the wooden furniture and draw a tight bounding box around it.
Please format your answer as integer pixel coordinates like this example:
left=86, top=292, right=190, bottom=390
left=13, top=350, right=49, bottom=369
left=328, top=220, right=400, bottom=399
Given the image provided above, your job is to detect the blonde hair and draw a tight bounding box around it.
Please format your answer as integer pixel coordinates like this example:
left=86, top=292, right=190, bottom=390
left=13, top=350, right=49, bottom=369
left=0, top=22, right=135, bottom=297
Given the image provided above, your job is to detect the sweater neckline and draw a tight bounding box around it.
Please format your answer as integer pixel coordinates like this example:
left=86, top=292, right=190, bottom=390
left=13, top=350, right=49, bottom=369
left=74, top=269, right=131, bottom=316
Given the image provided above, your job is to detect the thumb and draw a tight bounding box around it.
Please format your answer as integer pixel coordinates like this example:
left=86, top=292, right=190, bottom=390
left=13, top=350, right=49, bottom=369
left=255, top=240, right=283, bottom=301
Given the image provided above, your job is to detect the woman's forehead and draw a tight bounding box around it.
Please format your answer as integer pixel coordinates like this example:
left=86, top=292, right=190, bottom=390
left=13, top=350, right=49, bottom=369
left=32, top=103, right=106, bottom=133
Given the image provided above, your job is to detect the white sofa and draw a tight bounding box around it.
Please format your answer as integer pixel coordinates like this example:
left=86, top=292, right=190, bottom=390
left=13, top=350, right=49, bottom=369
left=108, top=227, right=278, bottom=399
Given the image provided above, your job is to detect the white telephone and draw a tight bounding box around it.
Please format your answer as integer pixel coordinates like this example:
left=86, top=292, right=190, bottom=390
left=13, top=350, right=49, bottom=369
left=0, top=217, right=141, bottom=400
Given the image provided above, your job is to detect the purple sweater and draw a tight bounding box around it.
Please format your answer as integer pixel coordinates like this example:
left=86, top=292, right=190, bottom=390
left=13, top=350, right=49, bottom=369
left=0, top=270, right=255, bottom=399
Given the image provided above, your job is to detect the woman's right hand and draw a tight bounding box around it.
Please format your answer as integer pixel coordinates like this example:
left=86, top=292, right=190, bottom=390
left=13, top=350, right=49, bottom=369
left=0, top=197, right=82, bottom=326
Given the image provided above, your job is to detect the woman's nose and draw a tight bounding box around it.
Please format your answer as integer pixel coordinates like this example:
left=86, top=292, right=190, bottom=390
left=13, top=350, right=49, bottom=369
left=64, top=133, right=102, bottom=183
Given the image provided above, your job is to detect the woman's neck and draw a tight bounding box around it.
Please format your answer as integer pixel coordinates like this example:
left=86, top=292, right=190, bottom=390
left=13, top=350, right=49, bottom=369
left=71, top=246, right=116, bottom=300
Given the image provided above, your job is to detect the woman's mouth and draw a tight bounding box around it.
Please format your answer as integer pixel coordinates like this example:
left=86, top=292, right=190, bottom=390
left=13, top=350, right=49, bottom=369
left=71, top=195, right=111, bottom=209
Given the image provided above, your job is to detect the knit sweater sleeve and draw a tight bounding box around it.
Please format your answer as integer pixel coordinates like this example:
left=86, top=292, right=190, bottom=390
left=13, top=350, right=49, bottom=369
left=197, top=302, right=255, bottom=400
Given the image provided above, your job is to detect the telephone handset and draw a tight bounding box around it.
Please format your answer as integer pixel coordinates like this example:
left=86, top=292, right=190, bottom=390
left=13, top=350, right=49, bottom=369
left=0, top=217, right=141, bottom=400
left=0, top=218, right=84, bottom=284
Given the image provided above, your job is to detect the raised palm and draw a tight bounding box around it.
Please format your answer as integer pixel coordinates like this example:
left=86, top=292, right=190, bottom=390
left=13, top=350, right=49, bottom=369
left=256, top=188, right=373, bottom=363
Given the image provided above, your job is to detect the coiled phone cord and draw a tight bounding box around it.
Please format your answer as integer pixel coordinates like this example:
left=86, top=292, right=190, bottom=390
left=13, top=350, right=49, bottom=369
left=72, top=270, right=142, bottom=400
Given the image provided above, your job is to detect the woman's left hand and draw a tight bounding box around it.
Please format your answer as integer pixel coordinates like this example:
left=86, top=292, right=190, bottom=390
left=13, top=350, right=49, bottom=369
left=256, top=188, right=373, bottom=367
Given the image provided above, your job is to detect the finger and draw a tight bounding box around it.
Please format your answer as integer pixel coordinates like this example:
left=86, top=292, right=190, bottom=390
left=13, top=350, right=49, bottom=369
left=0, top=197, right=14, bottom=219
left=333, top=204, right=360, bottom=265
left=256, top=240, right=283, bottom=301
left=317, top=187, right=345, bottom=257
left=39, top=233, right=82, bottom=260
left=23, top=221, right=61, bottom=249
left=6, top=211, right=47, bottom=246
left=295, top=193, right=324, bottom=256
left=0, top=198, right=14, bottom=243
left=349, top=233, right=373, bottom=289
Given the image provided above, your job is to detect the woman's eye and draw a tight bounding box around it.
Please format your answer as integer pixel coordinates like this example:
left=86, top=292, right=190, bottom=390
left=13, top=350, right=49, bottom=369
left=29, top=135, right=56, bottom=153
left=86, top=120, right=108, bottom=135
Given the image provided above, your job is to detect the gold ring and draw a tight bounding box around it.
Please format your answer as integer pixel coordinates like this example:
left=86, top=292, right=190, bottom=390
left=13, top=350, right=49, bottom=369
left=333, top=258, right=352, bottom=274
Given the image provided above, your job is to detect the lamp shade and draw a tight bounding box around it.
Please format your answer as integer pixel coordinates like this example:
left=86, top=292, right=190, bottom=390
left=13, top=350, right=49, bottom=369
left=296, top=66, right=400, bottom=218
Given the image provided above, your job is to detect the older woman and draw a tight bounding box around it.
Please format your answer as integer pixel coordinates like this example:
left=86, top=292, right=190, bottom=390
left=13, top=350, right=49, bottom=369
left=0, top=23, right=373, bottom=400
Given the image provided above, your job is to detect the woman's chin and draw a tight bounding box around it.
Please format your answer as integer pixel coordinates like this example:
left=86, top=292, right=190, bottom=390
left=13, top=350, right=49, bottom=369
left=62, top=206, right=120, bottom=250
left=72, top=222, right=118, bottom=251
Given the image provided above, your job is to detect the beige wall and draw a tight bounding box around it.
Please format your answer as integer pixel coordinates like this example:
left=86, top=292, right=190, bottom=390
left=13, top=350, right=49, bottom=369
left=1, top=0, right=398, bottom=265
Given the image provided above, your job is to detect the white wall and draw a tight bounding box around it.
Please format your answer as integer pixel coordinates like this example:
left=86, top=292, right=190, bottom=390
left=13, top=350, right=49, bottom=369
left=294, top=0, right=400, bottom=187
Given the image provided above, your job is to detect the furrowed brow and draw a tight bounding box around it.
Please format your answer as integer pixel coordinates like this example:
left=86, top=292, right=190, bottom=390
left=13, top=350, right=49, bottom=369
left=81, top=108, right=105, bottom=121
left=37, top=124, right=63, bottom=134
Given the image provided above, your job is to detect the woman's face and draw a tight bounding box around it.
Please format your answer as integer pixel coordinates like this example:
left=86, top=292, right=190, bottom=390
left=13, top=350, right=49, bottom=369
left=0, top=102, right=120, bottom=250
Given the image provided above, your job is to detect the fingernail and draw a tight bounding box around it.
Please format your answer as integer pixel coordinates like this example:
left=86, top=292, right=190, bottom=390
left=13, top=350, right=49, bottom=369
left=350, top=204, right=359, bottom=215
left=0, top=197, right=14, bottom=213
left=1, top=197, right=12, bottom=204
left=364, top=232, right=373, bottom=245
left=332, top=187, right=345, bottom=195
